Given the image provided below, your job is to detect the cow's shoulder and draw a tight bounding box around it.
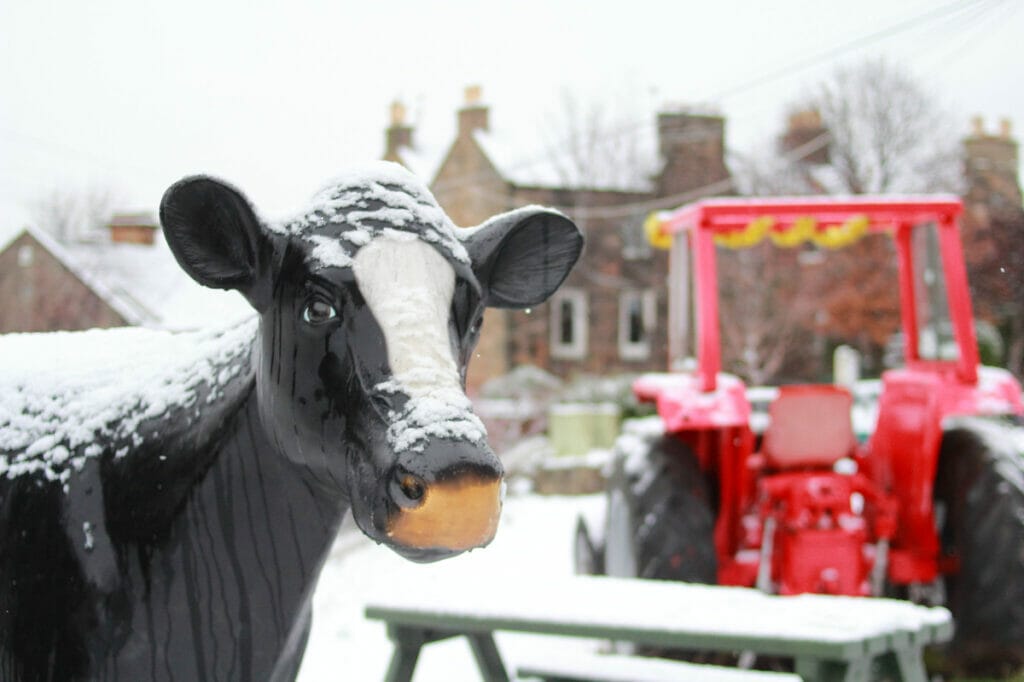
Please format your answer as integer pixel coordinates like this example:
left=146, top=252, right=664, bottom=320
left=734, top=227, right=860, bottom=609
left=0, top=319, right=257, bottom=542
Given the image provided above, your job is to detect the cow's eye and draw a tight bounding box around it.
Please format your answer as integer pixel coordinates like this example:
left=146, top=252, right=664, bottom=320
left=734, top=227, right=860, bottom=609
left=302, top=298, right=338, bottom=325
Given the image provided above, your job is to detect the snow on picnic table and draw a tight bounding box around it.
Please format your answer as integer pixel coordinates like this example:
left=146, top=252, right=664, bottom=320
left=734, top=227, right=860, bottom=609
left=297, top=492, right=947, bottom=680
left=298, top=493, right=607, bottom=681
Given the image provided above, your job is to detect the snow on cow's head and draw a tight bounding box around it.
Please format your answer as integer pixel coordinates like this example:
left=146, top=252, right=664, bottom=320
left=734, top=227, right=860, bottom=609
left=160, top=162, right=582, bottom=560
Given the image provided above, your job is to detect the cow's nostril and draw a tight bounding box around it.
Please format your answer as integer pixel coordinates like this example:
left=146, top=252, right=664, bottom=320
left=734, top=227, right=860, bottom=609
left=390, top=471, right=427, bottom=509
left=401, top=475, right=425, bottom=501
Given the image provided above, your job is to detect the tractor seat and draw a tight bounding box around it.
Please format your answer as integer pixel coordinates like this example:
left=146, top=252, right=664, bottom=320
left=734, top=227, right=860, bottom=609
left=762, top=385, right=855, bottom=469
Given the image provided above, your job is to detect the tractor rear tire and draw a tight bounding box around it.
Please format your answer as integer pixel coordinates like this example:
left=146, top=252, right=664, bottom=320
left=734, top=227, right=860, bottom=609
left=936, top=418, right=1024, bottom=676
left=603, top=434, right=717, bottom=584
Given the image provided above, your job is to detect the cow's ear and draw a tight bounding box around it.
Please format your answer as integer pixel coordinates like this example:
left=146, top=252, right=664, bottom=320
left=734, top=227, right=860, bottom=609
left=161, top=176, right=270, bottom=309
left=463, top=207, right=583, bottom=309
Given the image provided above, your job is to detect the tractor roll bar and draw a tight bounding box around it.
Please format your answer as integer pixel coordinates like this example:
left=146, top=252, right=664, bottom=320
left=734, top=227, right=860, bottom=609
left=648, top=195, right=978, bottom=389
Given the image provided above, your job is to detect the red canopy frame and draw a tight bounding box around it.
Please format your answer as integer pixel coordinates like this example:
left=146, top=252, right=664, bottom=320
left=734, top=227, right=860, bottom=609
left=650, top=195, right=977, bottom=390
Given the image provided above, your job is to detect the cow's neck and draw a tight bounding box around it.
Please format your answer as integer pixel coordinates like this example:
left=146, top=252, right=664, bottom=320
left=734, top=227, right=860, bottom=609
left=104, top=384, right=351, bottom=681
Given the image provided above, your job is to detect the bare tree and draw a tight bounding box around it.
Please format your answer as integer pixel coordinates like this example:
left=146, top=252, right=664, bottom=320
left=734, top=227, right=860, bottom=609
left=723, top=60, right=965, bottom=382
left=541, top=87, right=656, bottom=193
left=31, top=189, right=80, bottom=243
left=812, top=59, right=960, bottom=194
left=733, top=60, right=960, bottom=197
left=718, top=244, right=814, bottom=384
left=31, top=186, right=120, bottom=242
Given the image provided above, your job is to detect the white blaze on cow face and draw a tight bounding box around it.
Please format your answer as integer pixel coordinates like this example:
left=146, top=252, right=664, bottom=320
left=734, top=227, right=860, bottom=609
left=352, top=232, right=486, bottom=453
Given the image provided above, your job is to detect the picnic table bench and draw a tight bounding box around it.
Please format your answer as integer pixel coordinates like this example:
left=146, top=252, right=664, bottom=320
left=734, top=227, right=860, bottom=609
left=515, top=650, right=803, bottom=681
left=364, top=574, right=952, bottom=682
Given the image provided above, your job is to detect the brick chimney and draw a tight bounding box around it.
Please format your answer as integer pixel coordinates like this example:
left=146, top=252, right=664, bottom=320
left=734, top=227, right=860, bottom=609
left=109, top=213, right=157, bottom=245
left=655, top=109, right=730, bottom=198
left=963, top=115, right=1022, bottom=216
left=964, top=115, right=1020, bottom=180
left=779, top=108, right=829, bottom=165
left=383, top=100, right=413, bottom=162
left=457, top=85, right=489, bottom=137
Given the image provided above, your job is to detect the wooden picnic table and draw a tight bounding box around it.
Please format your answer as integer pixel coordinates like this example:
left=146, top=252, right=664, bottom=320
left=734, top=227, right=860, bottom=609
left=364, top=574, right=952, bottom=682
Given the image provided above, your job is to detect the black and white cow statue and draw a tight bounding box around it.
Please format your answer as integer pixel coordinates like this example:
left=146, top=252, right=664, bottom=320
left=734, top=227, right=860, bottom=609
left=0, top=162, right=583, bottom=681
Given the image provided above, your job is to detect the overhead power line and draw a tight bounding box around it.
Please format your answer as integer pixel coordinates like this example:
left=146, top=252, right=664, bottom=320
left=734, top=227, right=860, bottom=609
left=469, top=131, right=833, bottom=221
left=429, top=0, right=996, bottom=199
left=707, top=0, right=995, bottom=102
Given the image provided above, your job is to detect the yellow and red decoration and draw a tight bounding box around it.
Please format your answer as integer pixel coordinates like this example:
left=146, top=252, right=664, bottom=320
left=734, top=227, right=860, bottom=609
left=644, top=212, right=674, bottom=250
left=644, top=212, right=870, bottom=251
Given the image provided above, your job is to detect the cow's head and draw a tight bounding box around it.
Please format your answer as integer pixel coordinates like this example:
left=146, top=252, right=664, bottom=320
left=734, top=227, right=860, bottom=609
left=160, top=162, right=582, bottom=561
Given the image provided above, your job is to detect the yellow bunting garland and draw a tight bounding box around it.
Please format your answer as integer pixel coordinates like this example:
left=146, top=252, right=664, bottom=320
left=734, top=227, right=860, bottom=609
left=770, top=216, right=815, bottom=247
left=812, top=215, right=869, bottom=249
left=714, top=216, right=773, bottom=249
left=713, top=214, right=870, bottom=250
left=644, top=212, right=673, bottom=250
left=643, top=211, right=870, bottom=251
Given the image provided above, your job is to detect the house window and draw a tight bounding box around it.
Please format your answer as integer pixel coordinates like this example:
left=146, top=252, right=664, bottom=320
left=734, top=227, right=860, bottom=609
left=18, top=245, right=34, bottom=268
left=550, top=289, right=587, bottom=360
left=619, top=289, right=656, bottom=361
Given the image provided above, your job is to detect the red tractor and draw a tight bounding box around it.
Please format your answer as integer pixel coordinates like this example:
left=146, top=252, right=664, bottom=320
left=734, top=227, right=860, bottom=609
left=575, top=195, right=1024, bottom=673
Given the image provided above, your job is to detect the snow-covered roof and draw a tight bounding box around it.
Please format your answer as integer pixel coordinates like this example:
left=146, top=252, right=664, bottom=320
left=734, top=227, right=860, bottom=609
left=473, top=127, right=659, bottom=193
left=394, top=142, right=449, bottom=185
left=9, top=224, right=253, bottom=331
left=0, top=224, right=23, bottom=254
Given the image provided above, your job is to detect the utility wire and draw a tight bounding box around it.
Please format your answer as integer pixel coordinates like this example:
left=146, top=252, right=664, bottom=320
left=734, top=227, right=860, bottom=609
left=2, top=0, right=998, bottom=214
left=471, top=131, right=832, bottom=220
left=0, top=127, right=168, bottom=181
left=706, top=0, right=991, bottom=101
left=429, top=0, right=993, bottom=198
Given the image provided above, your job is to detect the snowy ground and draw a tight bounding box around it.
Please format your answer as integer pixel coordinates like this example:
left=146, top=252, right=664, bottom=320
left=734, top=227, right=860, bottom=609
left=297, top=492, right=607, bottom=681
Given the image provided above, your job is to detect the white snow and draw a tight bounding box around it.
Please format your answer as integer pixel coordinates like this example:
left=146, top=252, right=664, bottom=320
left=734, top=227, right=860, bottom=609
left=0, top=317, right=256, bottom=483
left=297, top=493, right=607, bottom=681
left=613, top=415, right=665, bottom=477
left=307, top=234, right=354, bottom=269
left=274, top=161, right=470, bottom=267
left=472, top=129, right=658, bottom=193
left=393, top=141, right=448, bottom=186
left=353, top=235, right=485, bottom=453
left=366, top=574, right=947, bottom=644
left=298, top=490, right=949, bottom=681
left=456, top=203, right=569, bottom=242
left=22, top=225, right=254, bottom=332
left=82, top=521, right=94, bottom=551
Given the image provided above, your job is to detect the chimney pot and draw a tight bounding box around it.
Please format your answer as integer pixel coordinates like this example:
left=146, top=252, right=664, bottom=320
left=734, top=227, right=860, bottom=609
left=390, top=100, right=406, bottom=126
left=971, top=115, right=985, bottom=137
left=999, top=117, right=1012, bottom=139
left=788, top=108, right=821, bottom=131
left=457, top=85, right=489, bottom=136
left=109, top=213, right=157, bottom=245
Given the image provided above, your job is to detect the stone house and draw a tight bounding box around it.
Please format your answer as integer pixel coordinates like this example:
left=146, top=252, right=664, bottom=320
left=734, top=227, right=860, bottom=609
left=384, top=87, right=733, bottom=393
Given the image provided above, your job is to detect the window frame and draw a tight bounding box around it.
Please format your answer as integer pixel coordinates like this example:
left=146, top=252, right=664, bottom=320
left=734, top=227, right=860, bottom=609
left=550, top=288, right=588, bottom=360
left=618, top=288, right=657, bottom=361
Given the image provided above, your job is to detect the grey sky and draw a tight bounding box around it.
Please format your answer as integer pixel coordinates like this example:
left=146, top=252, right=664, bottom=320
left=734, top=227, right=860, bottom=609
left=2, top=0, right=1021, bottom=232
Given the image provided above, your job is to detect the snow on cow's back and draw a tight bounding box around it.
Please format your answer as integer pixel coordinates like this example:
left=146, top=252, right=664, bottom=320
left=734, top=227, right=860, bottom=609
left=0, top=316, right=257, bottom=484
